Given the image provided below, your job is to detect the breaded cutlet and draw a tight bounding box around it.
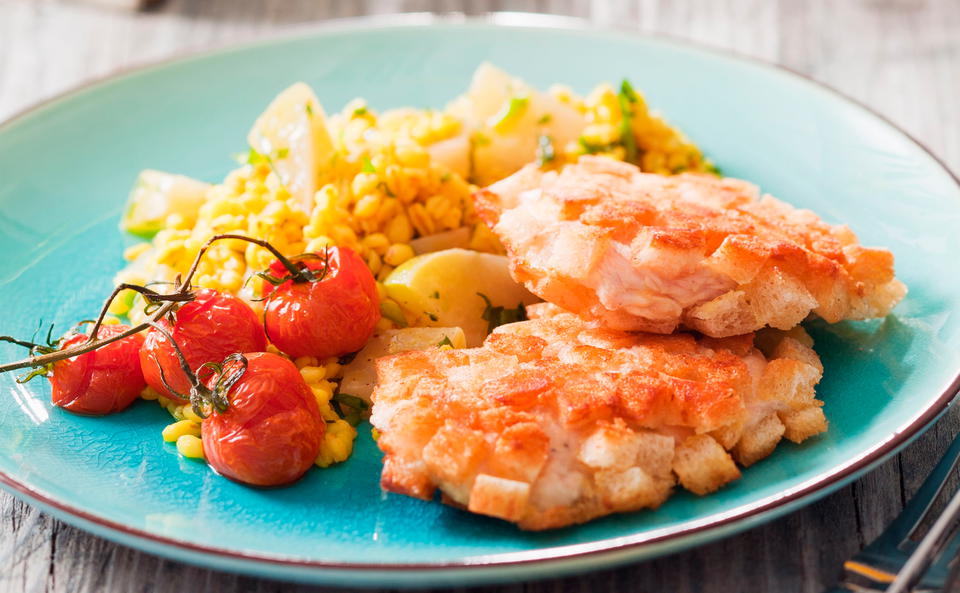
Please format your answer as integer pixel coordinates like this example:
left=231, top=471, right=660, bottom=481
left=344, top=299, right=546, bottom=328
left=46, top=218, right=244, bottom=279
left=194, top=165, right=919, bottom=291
left=370, top=306, right=826, bottom=530
left=473, top=156, right=905, bottom=337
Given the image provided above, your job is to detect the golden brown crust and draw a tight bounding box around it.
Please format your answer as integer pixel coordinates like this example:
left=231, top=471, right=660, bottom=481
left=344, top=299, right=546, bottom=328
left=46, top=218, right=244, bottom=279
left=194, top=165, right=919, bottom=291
left=370, top=311, right=827, bottom=530
left=475, top=156, right=906, bottom=337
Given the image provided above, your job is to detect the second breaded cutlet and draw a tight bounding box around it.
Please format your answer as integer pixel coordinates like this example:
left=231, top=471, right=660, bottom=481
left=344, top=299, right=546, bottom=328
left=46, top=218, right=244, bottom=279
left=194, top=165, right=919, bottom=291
left=474, top=156, right=906, bottom=337
left=370, top=305, right=826, bottom=530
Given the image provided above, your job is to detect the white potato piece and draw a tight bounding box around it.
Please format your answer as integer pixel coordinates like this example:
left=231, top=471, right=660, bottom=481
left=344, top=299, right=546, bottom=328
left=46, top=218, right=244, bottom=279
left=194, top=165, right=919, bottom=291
left=383, top=248, right=540, bottom=347
left=409, top=227, right=471, bottom=254
left=425, top=135, right=470, bottom=180
left=340, top=327, right=467, bottom=401
left=120, top=170, right=210, bottom=238
left=247, top=82, right=336, bottom=211
left=447, top=63, right=523, bottom=124
left=446, top=63, right=586, bottom=185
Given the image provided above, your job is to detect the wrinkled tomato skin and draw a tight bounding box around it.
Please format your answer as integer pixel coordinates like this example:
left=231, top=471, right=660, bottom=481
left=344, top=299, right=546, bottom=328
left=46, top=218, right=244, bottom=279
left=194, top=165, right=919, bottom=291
left=263, top=247, right=379, bottom=360
left=140, top=289, right=267, bottom=403
left=49, top=325, right=146, bottom=415
left=201, top=352, right=324, bottom=487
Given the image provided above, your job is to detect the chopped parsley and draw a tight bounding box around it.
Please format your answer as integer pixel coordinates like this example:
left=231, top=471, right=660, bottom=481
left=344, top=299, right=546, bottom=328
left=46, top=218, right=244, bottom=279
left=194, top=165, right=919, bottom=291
left=429, top=291, right=440, bottom=299
left=239, top=147, right=287, bottom=187
left=477, top=293, right=527, bottom=334
left=235, top=147, right=266, bottom=165
left=379, top=301, right=408, bottom=327
left=331, top=393, right=369, bottom=426
left=537, top=113, right=553, bottom=125
left=377, top=181, right=396, bottom=198
left=361, top=156, right=376, bottom=173
left=241, top=146, right=276, bottom=166
left=619, top=78, right=639, bottom=103
left=578, top=137, right=612, bottom=155
left=537, top=134, right=556, bottom=167
left=491, top=95, right=530, bottom=132
left=305, top=103, right=314, bottom=117
left=617, top=79, right=639, bottom=163
left=437, top=335, right=453, bottom=348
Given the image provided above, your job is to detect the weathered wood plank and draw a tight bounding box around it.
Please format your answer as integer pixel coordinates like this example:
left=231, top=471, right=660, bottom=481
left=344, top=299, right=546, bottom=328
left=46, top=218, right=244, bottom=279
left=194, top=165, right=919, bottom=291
left=0, top=497, right=54, bottom=593
left=0, top=1, right=957, bottom=592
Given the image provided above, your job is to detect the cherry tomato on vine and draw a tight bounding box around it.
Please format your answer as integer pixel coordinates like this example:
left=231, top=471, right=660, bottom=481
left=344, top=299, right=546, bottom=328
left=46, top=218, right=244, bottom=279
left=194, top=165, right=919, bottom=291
left=140, top=288, right=267, bottom=403
left=262, top=247, right=379, bottom=360
left=50, top=324, right=146, bottom=415
left=201, top=352, right=324, bottom=486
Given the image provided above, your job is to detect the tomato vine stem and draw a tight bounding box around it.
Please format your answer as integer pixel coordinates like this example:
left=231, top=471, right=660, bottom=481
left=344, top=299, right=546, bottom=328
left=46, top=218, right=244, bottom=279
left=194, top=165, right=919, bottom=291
left=206, top=233, right=317, bottom=283
left=146, top=320, right=246, bottom=419
left=0, top=336, right=45, bottom=350
left=85, top=283, right=195, bottom=345
left=0, top=232, right=294, bottom=377
left=0, top=300, right=179, bottom=374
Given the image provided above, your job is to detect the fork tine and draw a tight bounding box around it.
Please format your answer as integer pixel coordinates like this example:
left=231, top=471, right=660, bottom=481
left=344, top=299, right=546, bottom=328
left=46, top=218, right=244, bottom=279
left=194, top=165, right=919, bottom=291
left=932, top=522, right=960, bottom=569
left=880, top=429, right=960, bottom=547
left=910, top=491, right=960, bottom=588
left=837, top=429, right=960, bottom=589
left=886, top=486, right=960, bottom=593
left=946, top=548, right=960, bottom=590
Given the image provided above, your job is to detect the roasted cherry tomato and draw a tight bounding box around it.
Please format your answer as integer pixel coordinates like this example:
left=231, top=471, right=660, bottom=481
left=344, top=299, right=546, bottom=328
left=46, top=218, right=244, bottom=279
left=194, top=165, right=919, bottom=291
left=262, top=247, right=379, bottom=360
left=50, top=324, right=146, bottom=415
left=140, top=288, right=267, bottom=403
left=201, top=352, right=324, bottom=486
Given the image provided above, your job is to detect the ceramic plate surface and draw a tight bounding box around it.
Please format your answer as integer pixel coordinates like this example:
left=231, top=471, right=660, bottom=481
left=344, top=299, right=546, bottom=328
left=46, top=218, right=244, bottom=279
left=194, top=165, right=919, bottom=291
left=1, top=14, right=959, bottom=588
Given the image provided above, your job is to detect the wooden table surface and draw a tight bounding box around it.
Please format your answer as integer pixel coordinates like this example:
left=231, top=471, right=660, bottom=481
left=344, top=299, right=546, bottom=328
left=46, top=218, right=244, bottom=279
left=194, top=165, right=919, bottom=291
left=1, top=0, right=959, bottom=591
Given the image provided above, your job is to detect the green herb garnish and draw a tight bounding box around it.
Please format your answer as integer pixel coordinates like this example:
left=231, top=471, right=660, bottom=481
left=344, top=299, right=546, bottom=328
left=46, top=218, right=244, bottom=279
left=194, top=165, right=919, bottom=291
left=537, top=134, right=555, bottom=167
left=242, top=147, right=267, bottom=165
left=361, top=156, right=376, bottom=173
left=380, top=301, right=408, bottom=327
left=617, top=79, right=639, bottom=163
left=477, top=293, right=527, bottom=333
left=377, top=181, right=396, bottom=198
left=241, top=147, right=286, bottom=186
left=491, top=95, right=530, bottom=132
left=437, top=336, right=453, bottom=348
left=331, top=393, right=370, bottom=426
left=578, top=137, right=611, bottom=155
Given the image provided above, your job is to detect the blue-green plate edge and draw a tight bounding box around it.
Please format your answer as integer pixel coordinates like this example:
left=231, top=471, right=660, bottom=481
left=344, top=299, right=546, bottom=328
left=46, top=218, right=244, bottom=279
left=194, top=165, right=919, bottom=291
left=1, top=12, right=959, bottom=588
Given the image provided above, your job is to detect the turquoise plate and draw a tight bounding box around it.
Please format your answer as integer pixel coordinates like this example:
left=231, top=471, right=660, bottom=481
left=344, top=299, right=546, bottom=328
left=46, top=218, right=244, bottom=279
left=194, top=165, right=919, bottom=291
left=1, top=14, right=959, bottom=588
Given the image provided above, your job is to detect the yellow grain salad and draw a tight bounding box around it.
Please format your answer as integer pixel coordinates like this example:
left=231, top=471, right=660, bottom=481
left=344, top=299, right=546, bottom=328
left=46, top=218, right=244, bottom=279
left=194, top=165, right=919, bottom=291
left=117, top=62, right=713, bottom=470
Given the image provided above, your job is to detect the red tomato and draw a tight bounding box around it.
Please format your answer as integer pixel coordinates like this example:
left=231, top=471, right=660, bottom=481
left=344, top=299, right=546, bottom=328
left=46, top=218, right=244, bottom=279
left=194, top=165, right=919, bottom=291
left=50, top=324, right=146, bottom=415
left=262, top=247, right=379, bottom=360
left=140, top=288, right=267, bottom=403
left=201, top=352, right=324, bottom=486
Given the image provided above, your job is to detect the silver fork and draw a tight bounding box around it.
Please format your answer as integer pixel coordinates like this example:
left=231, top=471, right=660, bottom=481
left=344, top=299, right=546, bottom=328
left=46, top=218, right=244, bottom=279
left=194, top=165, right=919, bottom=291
left=825, top=429, right=960, bottom=592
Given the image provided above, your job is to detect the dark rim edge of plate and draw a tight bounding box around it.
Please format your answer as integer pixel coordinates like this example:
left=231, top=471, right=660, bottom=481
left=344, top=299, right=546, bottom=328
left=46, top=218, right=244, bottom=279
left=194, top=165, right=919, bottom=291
left=1, top=10, right=959, bottom=575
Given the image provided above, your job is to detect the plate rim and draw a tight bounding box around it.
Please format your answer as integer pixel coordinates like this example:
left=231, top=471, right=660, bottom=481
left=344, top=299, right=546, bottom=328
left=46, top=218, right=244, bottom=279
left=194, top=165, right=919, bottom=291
left=2, top=10, right=959, bottom=579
